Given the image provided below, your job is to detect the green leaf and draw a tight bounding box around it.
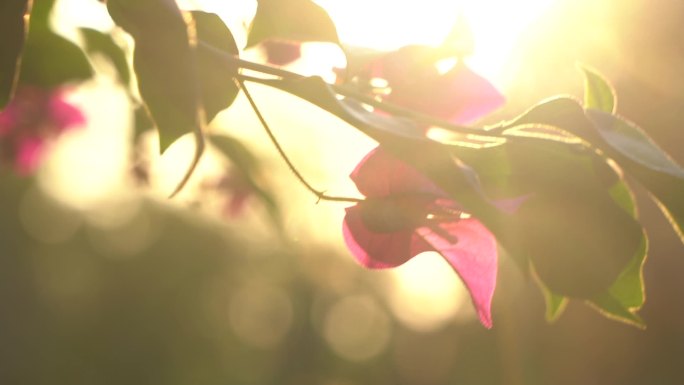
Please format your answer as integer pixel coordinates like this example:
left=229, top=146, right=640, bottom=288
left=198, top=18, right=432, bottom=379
left=587, top=177, right=648, bottom=327
left=246, top=0, right=339, bottom=48
left=531, top=265, right=568, bottom=322
left=502, top=96, right=600, bottom=141
left=505, top=94, right=684, bottom=245
left=19, top=16, right=93, bottom=87
left=209, top=134, right=281, bottom=228
left=505, top=138, right=643, bottom=297
left=603, top=235, right=647, bottom=309
left=451, top=132, right=644, bottom=297
left=107, top=0, right=202, bottom=153
left=585, top=111, right=684, bottom=243
left=192, top=11, right=240, bottom=123
left=29, top=0, right=56, bottom=26
left=0, top=0, right=31, bottom=108
left=588, top=292, right=646, bottom=329
left=586, top=111, right=684, bottom=178
left=579, top=64, right=616, bottom=113
left=80, top=27, right=131, bottom=85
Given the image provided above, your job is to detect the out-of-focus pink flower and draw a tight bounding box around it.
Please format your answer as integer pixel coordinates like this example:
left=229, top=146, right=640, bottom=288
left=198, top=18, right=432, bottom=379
left=342, top=147, right=499, bottom=328
left=0, top=86, right=85, bottom=174
left=212, top=168, right=255, bottom=218
left=262, top=40, right=302, bottom=66
left=369, top=47, right=505, bottom=125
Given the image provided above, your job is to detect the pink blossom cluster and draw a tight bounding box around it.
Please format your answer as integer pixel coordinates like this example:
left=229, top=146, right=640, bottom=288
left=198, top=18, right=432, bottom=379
left=0, top=87, right=85, bottom=174
left=342, top=55, right=507, bottom=328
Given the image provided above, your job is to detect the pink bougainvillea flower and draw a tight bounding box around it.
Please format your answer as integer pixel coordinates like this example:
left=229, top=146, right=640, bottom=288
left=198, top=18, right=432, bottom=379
left=343, top=146, right=499, bottom=328
left=369, top=47, right=505, bottom=126
left=262, top=40, right=302, bottom=66
left=0, top=86, right=85, bottom=175
left=388, top=63, right=505, bottom=125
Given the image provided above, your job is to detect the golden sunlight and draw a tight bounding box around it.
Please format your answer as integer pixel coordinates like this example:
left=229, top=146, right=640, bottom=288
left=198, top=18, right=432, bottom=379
left=48, top=0, right=557, bottom=330
left=318, top=0, right=556, bottom=87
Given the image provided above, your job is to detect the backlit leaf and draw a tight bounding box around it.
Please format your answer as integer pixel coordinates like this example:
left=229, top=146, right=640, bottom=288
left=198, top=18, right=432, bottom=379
left=579, top=64, right=616, bottom=113
left=589, top=292, right=646, bottom=329
left=451, top=133, right=644, bottom=298
left=80, top=27, right=131, bottom=85
left=517, top=139, right=642, bottom=297
left=585, top=111, right=684, bottom=243
left=533, top=268, right=568, bottom=322
left=587, top=177, right=648, bottom=327
left=107, top=0, right=202, bottom=153
left=19, top=0, right=93, bottom=88
left=192, top=11, right=240, bottom=123
left=246, top=0, right=339, bottom=48
left=505, top=94, right=684, bottom=245
left=19, top=30, right=94, bottom=87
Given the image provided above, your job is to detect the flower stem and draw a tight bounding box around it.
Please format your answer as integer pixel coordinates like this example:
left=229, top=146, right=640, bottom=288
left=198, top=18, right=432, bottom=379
left=235, top=77, right=363, bottom=204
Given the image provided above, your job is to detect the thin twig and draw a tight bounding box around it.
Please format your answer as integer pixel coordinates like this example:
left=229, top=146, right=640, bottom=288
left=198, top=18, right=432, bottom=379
left=235, top=78, right=363, bottom=204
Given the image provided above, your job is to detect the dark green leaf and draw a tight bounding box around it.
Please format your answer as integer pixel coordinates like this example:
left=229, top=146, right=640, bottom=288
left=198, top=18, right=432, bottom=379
left=585, top=111, right=684, bottom=242
left=579, top=64, right=616, bottom=113
left=209, top=134, right=281, bottom=228
left=80, top=27, right=131, bottom=85
left=246, top=0, right=339, bottom=48
left=451, top=132, right=644, bottom=297
left=502, top=96, right=601, bottom=143
left=192, top=11, right=240, bottom=123
left=19, top=31, right=94, bottom=87
left=586, top=111, right=684, bottom=178
left=504, top=93, right=683, bottom=247
left=506, top=137, right=643, bottom=297
left=595, top=236, right=647, bottom=308
left=587, top=176, right=648, bottom=327
left=107, top=0, right=202, bottom=153
left=0, top=0, right=31, bottom=108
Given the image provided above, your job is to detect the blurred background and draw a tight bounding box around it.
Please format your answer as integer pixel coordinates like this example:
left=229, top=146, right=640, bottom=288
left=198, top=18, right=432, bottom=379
left=1, top=0, right=684, bottom=384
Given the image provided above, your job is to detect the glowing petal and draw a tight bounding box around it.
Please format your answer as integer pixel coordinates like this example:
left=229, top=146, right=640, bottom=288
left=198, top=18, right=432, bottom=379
left=417, top=218, right=498, bottom=328
left=350, top=146, right=443, bottom=198
left=48, top=90, right=86, bottom=130
left=343, top=204, right=427, bottom=268
left=15, top=137, right=45, bottom=175
left=388, top=63, right=505, bottom=125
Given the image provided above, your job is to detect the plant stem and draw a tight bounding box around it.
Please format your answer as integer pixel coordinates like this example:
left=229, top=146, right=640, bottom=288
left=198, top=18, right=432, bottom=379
left=235, top=77, right=363, bottom=204
left=199, top=41, right=498, bottom=137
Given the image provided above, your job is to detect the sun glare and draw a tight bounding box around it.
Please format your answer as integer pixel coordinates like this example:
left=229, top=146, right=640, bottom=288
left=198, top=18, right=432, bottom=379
left=318, top=0, right=556, bottom=88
